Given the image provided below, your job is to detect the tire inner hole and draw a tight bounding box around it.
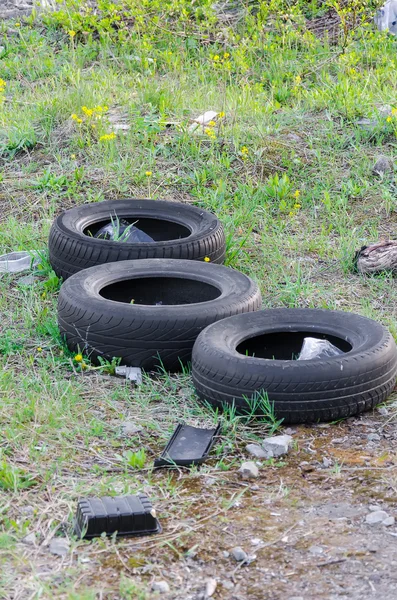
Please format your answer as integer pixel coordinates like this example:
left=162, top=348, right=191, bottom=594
left=237, top=331, right=352, bottom=360
left=100, top=277, right=222, bottom=305
left=84, top=217, right=191, bottom=241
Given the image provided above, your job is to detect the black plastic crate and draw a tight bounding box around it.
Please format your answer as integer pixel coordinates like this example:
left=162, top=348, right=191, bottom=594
left=74, top=493, right=161, bottom=539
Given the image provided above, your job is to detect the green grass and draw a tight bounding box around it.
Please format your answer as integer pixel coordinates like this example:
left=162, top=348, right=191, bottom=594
left=1, top=0, right=397, bottom=597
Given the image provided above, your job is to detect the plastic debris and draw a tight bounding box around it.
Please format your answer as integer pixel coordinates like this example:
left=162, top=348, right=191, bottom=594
left=374, top=1, right=397, bottom=35
left=298, top=337, right=343, bottom=360
left=154, top=423, right=221, bottom=467
left=74, top=494, right=161, bottom=539
left=189, top=111, right=218, bottom=134
left=0, top=251, right=40, bottom=274
left=115, top=366, right=143, bottom=384
left=94, top=218, right=154, bottom=243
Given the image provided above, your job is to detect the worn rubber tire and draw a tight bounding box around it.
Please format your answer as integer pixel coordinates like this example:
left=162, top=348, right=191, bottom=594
left=58, top=259, right=262, bottom=371
left=191, top=309, right=397, bottom=424
left=49, top=199, right=226, bottom=280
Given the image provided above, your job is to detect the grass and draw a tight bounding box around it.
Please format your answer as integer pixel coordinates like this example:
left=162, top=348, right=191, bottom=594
left=1, top=0, right=397, bottom=597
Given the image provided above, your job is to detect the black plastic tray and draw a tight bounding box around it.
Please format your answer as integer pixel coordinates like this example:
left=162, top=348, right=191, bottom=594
left=74, top=493, right=162, bottom=539
left=154, top=423, right=221, bottom=468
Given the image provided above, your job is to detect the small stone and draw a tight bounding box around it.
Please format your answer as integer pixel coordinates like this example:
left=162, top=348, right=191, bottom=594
left=377, top=406, right=389, bottom=416
left=49, top=538, right=70, bottom=557
left=152, top=581, right=170, bottom=594
left=22, top=533, right=36, bottom=545
left=18, top=274, right=36, bottom=286
left=221, top=580, right=234, bottom=590
left=20, top=505, right=34, bottom=515
left=231, top=546, right=248, bottom=562
left=262, top=435, right=292, bottom=459
left=222, top=551, right=230, bottom=558
left=205, top=578, right=217, bottom=597
left=283, top=427, right=296, bottom=435
left=367, top=433, right=381, bottom=442
left=378, top=104, right=392, bottom=117
left=366, top=511, right=389, bottom=525
left=120, top=420, right=142, bottom=435
left=251, top=538, right=262, bottom=546
left=246, top=443, right=267, bottom=459
left=238, top=461, right=259, bottom=480
left=369, top=504, right=383, bottom=512
left=356, top=118, right=378, bottom=130
left=372, top=156, right=392, bottom=176
left=383, top=516, right=395, bottom=527
left=309, top=545, right=324, bottom=555
left=323, top=457, right=332, bottom=468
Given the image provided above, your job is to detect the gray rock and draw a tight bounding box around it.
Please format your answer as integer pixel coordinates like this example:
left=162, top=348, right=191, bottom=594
left=205, top=578, right=217, bottom=597
left=309, top=545, right=324, bottom=555
left=20, top=505, right=34, bottom=515
left=377, top=406, right=389, bottom=416
left=251, top=537, right=262, bottom=546
left=49, top=538, right=70, bottom=557
left=367, top=433, right=381, bottom=442
left=378, top=104, right=392, bottom=117
left=231, top=546, right=248, bottom=562
left=369, top=504, right=383, bottom=512
left=22, top=532, right=36, bottom=545
left=238, top=461, right=259, bottom=479
left=246, top=443, right=267, bottom=459
left=383, top=516, right=395, bottom=527
left=152, top=581, right=170, bottom=594
left=221, top=580, right=234, bottom=590
left=366, top=510, right=389, bottom=525
left=262, top=434, right=292, bottom=458
left=356, top=118, right=378, bottom=130
left=18, top=274, right=36, bottom=286
left=323, top=457, right=332, bottom=468
left=222, top=550, right=230, bottom=558
left=372, top=156, right=392, bottom=176
left=120, top=420, right=142, bottom=435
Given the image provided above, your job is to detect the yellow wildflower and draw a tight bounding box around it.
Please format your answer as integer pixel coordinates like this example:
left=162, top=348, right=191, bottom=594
left=145, top=170, right=152, bottom=176
left=223, top=52, right=230, bottom=59
left=213, top=55, right=220, bottom=61
left=68, top=30, right=76, bottom=38
left=387, top=116, right=393, bottom=123
left=289, top=211, right=294, bottom=217
left=218, top=111, right=225, bottom=118
left=204, top=256, right=211, bottom=262
left=240, top=146, right=249, bottom=155
left=74, top=354, right=83, bottom=362
left=208, top=120, right=216, bottom=127
left=295, top=75, right=302, bottom=84
left=76, top=118, right=82, bottom=123
left=82, top=106, right=93, bottom=117
left=37, top=347, right=42, bottom=352
left=71, top=113, right=78, bottom=120
left=99, top=132, right=116, bottom=141
left=81, top=362, right=87, bottom=370
left=294, top=203, right=301, bottom=209
left=392, top=108, right=397, bottom=116
left=71, top=154, right=76, bottom=159
left=294, top=190, right=300, bottom=198
left=15, top=23, right=21, bottom=27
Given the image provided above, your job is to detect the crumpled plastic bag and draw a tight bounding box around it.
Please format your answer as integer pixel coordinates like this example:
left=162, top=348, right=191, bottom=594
left=0, top=251, right=41, bottom=273
left=374, top=0, right=397, bottom=35
left=298, top=337, right=343, bottom=361
left=95, top=218, right=154, bottom=243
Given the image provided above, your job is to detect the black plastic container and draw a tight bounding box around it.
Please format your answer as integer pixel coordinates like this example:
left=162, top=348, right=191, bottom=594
left=74, top=493, right=161, bottom=539
left=154, top=423, right=221, bottom=467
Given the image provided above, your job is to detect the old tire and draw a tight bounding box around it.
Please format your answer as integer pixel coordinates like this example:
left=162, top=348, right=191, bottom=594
left=49, top=199, right=226, bottom=280
left=191, top=309, right=397, bottom=424
left=58, top=259, right=262, bottom=371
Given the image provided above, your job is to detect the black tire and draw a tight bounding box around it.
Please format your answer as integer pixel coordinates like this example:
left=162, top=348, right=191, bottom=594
left=49, top=199, right=226, bottom=280
left=58, top=259, right=262, bottom=371
left=191, top=309, right=397, bottom=424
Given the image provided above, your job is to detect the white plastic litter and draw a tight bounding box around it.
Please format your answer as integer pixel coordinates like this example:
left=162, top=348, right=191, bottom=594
left=188, top=111, right=218, bottom=133
left=115, top=366, right=143, bottom=384
left=0, top=251, right=39, bottom=274
left=374, top=0, right=397, bottom=35
left=298, top=337, right=343, bottom=361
